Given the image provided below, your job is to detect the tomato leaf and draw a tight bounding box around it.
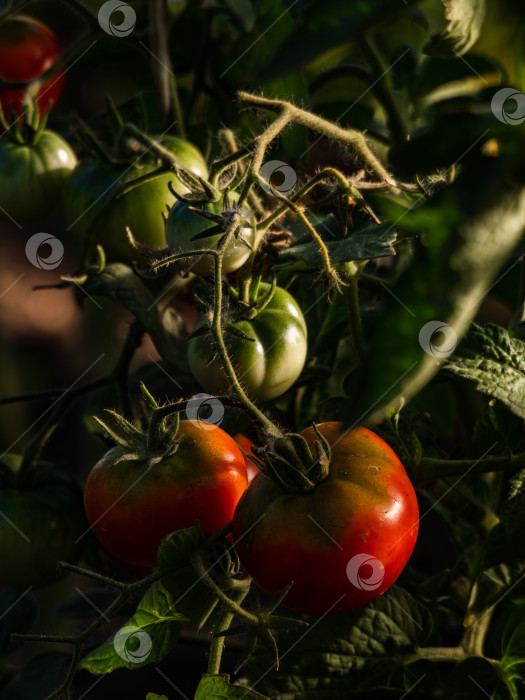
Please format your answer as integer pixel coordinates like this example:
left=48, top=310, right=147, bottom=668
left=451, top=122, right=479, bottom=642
left=424, top=0, right=487, bottom=58
left=195, top=674, right=269, bottom=699
left=158, top=524, right=220, bottom=630
left=259, top=0, right=417, bottom=81
left=275, top=223, right=397, bottom=270
left=82, top=263, right=189, bottom=373
left=240, top=586, right=431, bottom=698
left=344, top=160, right=525, bottom=427
left=80, top=582, right=186, bottom=674
left=444, top=324, right=525, bottom=420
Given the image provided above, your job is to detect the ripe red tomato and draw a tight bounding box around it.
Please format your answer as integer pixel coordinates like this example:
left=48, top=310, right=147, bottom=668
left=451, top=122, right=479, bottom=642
left=0, top=15, right=64, bottom=117
left=84, top=421, right=248, bottom=570
left=234, top=433, right=263, bottom=483
left=232, top=422, right=419, bottom=615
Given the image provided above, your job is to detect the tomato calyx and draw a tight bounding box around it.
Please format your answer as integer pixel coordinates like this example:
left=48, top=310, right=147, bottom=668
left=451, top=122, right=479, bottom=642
left=0, top=98, right=50, bottom=146
left=255, top=424, right=333, bottom=493
left=93, top=383, right=183, bottom=468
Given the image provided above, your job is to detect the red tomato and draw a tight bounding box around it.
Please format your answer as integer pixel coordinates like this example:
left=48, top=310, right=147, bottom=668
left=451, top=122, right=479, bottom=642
left=234, top=433, right=263, bottom=483
left=232, top=422, right=419, bottom=615
left=84, top=421, right=248, bottom=570
left=0, top=16, right=64, bottom=118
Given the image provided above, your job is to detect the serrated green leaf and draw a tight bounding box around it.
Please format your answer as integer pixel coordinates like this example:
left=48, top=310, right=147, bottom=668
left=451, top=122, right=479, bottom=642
left=240, top=586, right=431, bottom=698
left=424, top=0, right=486, bottom=58
left=444, top=324, right=525, bottom=420
left=80, top=583, right=185, bottom=674
left=195, top=674, right=269, bottom=699
left=275, top=223, right=397, bottom=271
left=158, top=524, right=220, bottom=630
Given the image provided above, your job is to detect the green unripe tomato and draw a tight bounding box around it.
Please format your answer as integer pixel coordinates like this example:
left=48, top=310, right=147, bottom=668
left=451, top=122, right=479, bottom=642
left=165, top=191, right=257, bottom=276
left=188, top=283, right=308, bottom=402
left=64, top=135, right=207, bottom=263
left=0, top=130, right=77, bottom=221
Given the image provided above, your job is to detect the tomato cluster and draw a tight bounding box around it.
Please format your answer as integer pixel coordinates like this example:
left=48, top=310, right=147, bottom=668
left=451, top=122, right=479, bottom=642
left=0, top=14, right=419, bottom=618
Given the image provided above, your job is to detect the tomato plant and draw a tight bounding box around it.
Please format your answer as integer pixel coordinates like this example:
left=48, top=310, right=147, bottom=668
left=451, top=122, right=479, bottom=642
left=84, top=409, right=247, bottom=570
left=188, top=282, right=308, bottom=401
left=64, top=135, right=207, bottom=263
left=232, top=422, right=419, bottom=615
left=2, top=2, right=525, bottom=699
left=0, top=454, right=86, bottom=590
left=0, top=15, right=64, bottom=117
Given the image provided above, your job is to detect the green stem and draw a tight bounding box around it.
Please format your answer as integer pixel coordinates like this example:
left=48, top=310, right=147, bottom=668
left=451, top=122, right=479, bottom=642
left=149, top=0, right=185, bottom=137
left=208, top=587, right=250, bottom=675
left=359, top=36, right=408, bottom=144
left=416, top=452, right=525, bottom=484
left=344, top=267, right=366, bottom=360
left=210, top=226, right=282, bottom=439
left=404, top=646, right=467, bottom=664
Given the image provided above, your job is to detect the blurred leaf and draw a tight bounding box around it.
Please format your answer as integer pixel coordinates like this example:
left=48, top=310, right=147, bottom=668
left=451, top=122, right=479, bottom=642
left=222, top=0, right=257, bottom=32
left=195, top=675, right=269, bottom=699
left=424, top=0, right=487, bottom=57
left=444, top=324, right=525, bottom=419
left=0, top=652, right=68, bottom=700
left=80, top=583, right=185, bottom=674
left=473, top=400, right=525, bottom=453
left=167, top=0, right=187, bottom=19
left=275, top=223, right=397, bottom=270
left=260, top=0, right=417, bottom=81
left=0, top=591, right=36, bottom=655
left=241, top=586, right=431, bottom=697
left=146, top=694, right=168, bottom=700
left=82, top=263, right=188, bottom=371
left=343, top=157, right=525, bottom=427
left=499, top=605, right=525, bottom=696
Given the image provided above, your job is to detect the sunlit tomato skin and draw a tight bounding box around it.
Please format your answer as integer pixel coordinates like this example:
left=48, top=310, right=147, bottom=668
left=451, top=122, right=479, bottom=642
left=234, top=433, right=263, bottom=483
left=232, top=423, right=419, bottom=616
left=0, top=16, right=64, bottom=117
left=188, top=283, right=308, bottom=402
left=64, top=136, right=208, bottom=263
left=84, top=421, right=248, bottom=570
left=0, top=130, right=77, bottom=221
